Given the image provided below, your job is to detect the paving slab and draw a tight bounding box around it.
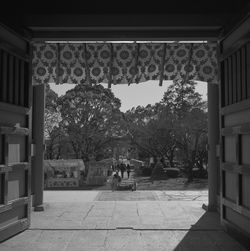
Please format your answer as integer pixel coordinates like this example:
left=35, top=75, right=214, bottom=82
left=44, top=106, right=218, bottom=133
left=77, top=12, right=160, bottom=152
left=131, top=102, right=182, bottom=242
left=0, top=190, right=247, bottom=251
left=44, top=191, right=99, bottom=202
left=96, top=191, right=158, bottom=201
left=1, top=229, right=247, bottom=251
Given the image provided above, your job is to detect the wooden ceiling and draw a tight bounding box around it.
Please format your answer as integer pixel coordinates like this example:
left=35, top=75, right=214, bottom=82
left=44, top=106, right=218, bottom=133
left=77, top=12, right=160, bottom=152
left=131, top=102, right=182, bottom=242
left=0, top=0, right=249, bottom=40
left=1, top=0, right=248, bottom=14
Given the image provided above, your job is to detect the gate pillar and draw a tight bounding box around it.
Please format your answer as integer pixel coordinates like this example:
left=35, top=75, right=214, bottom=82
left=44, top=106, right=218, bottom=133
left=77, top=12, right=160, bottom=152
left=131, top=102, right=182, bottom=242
left=32, top=84, right=45, bottom=211
left=207, top=82, right=220, bottom=211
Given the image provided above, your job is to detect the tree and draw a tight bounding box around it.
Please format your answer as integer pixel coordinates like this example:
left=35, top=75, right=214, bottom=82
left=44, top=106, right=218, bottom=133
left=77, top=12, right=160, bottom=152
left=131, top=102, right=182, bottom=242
left=44, top=84, right=62, bottom=159
left=57, top=84, right=122, bottom=162
left=122, top=80, right=208, bottom=182
left=161, top=80, right=208, bottom=181
left=123, top=102, right=178, bottom=168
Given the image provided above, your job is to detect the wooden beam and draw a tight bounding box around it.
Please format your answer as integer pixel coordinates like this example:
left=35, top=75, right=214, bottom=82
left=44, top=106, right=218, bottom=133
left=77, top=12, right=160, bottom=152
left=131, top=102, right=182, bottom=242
left=221, top=98, right=250, bottom=115
left=0, top=102, right=29, bottom=114
left=24, top=14, right=226, bottom=28
left=30, top=29, right=221, bottom=41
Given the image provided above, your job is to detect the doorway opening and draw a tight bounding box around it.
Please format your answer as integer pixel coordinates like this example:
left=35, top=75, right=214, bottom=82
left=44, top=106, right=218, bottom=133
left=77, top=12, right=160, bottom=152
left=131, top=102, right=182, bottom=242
left=31, top=40, right=218, bottom=206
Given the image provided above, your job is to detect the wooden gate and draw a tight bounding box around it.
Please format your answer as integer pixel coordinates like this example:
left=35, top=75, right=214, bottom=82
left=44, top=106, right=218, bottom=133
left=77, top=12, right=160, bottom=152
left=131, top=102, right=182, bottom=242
left=220, top=17, right=250, bottom=245
left=0, top=25, right=31, bottom=242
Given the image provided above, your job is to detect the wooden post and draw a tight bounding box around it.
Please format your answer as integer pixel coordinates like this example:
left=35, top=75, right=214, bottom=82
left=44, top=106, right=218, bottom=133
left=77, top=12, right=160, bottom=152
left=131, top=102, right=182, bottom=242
left=32, top=84, right=45, bottom=211
left=207, top=82, right=219, bottom=211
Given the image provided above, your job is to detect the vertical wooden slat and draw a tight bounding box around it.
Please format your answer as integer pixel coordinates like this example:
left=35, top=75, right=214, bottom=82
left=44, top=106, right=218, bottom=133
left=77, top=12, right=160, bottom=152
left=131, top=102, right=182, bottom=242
left=28, top=44, right=33, bottom=109
left=26, top=114, right=32, bottom=223
left=2, top=51, right=8, bottom=102
left=0, top=50, right=2, bottom=100
left=236, top=51, right=242, bottom=102
left=8, top=54, right=14, bottom=103
left=241, top=46, right=247, bottom=100
left=224, top=60, right=229, bottom=106
left=232, top=53, right=237, bottom=103
left=23, top=63, right=28, bottom=107
left=19, top=60, right=25, bottom=106
left=238, top=174, right=243, bottom=206
left=26, top=43, right=32, bottom=218
left=0, top=174, right=4, bottom=204
left=228, top=56, right=233, bottom=105
left=246, top=43, right=250, bottom=99
left=14, top=57, right=20, bottom=105
left=222, top=170, right=226, bottom=198
left=26, top=115, right=32, bottom=199
left=236, top=134, right=240, bottom=206
left=3, top=135, right=8, bottom=205
left=220, top=59, right=225, bottom=107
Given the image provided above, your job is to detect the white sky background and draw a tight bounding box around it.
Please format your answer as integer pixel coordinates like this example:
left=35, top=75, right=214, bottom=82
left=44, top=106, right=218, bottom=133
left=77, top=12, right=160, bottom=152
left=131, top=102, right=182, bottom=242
left=49, top=80, right=207, bottom=112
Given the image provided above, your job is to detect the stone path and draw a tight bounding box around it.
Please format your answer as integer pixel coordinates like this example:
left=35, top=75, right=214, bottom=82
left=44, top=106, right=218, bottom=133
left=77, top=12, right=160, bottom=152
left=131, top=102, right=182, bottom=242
left=44, top=170, right=208, bottom=191
left=1, top=190, right=247, bottom=251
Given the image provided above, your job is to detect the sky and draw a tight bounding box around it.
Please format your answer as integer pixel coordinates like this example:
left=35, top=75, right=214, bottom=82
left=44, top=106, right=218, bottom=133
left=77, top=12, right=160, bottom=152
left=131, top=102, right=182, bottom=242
left=49, top=80, right=207, bottom=112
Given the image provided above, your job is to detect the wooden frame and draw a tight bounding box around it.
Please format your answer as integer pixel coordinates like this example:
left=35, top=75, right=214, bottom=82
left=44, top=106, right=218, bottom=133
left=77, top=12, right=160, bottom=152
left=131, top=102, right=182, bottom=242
left=220, top=19, right=250, bottom=247
left=0, top=26, right=31, bottom=242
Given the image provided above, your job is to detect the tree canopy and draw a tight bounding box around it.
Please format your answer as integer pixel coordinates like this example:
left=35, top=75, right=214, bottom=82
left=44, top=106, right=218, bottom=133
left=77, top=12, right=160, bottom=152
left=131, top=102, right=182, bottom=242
left=123, top=80, right=208, bottom=180
left=44, top=80, right=208, bottom=181
left=57, top=84, right=122, bottom=161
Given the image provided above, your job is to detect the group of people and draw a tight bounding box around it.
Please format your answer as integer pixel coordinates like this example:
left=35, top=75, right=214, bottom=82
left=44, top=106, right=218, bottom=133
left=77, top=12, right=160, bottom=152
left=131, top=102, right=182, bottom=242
left=112, top=163, right=131, bottom=178
left=111, top=163, right=131, bottom=191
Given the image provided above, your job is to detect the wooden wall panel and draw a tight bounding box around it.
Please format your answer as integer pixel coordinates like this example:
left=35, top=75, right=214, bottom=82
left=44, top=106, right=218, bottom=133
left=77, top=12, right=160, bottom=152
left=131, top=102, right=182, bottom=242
left=1, top=51, right=8, bottom=103
left=221, top=28, right=250, bottom=245
left=241, top=46, right=247, bottom=100
left=19, top=61, right=25, bottom=106
left=228, top=57, right=233, bottom=105
left=224, top=60, right=229, bottom=106
left=236, top=51, right=242, bottom=102
left=225, top=207, right=250, bottom=234
left=225, top=171, right=237, bottom=202
left=8, top=55, right=14, bottom=103
left=224, top=108, right=250, bottom=127
left=0, top=49, right=29, bottom=107
left=14, top=58, right=20, bottom=105
left=224, top=136, right=236, bottom=162
left=0, top=205, right=26, bottom=228
left=0, top=174, right=4, bottom=204
left=246, top=43, right=250, bottom=99
left=0, top=110, right=26, bottom=127
left=7, top=167, right=26, bottom=202
left=221, top=42, right=250, bottom=107
left=242, top=176, right=250, bottom=209
left=241, top=134, right=250, bottom=164
left=232, top=54, right=237, bottom=103
left=0, top=135, right=3, bottom=164
left=0, top=50, right=2, bottom=94
left=0, top=24, right=31, bottom=242
left=8, top=135, right=26, bottom=163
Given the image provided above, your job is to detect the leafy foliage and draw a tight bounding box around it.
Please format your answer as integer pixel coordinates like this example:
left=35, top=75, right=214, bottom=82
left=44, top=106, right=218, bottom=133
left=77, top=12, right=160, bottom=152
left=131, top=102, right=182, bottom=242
left=123, top=80, right=208, bottom=181
left=44, top=80, right=208, bottom=181
left=57, top=84, right=122, bottom=161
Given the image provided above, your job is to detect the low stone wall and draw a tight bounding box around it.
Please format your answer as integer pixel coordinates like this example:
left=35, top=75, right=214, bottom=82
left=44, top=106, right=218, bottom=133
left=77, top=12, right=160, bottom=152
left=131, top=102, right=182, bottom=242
left=46, top=178, right=79, bottom=188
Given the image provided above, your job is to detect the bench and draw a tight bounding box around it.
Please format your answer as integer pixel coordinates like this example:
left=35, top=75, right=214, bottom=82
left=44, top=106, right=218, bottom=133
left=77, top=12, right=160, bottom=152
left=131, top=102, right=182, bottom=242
left=117, top=179, right=137, bottom=191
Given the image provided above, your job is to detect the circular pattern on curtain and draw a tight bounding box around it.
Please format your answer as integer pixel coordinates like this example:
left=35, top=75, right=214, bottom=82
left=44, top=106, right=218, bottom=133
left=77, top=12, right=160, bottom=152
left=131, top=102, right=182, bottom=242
left=32, top=42, right=218, bottom=86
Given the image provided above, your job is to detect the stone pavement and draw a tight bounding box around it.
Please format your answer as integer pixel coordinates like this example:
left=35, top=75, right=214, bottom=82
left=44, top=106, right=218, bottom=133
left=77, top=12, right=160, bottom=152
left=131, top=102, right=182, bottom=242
left=1, top=190, right=247, bottom=251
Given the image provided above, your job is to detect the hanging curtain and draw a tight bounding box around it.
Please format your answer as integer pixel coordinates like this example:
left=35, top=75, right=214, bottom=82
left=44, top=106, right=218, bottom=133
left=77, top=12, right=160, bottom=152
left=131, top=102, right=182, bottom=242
left=32, top=42, right=218, bottom=86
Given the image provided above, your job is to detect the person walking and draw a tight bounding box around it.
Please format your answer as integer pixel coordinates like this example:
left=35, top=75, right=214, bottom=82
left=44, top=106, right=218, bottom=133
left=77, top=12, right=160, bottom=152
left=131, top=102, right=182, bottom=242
left=126, top=164, right=131, bottom=179
left=111, top=171, right=121, bottom=191
left=120, top=163, right=126, bottom=179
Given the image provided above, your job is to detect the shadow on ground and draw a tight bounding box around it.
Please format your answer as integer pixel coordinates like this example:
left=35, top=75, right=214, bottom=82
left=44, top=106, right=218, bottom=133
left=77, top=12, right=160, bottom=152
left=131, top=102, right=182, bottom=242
left=173, top=212, right=246, bottom=251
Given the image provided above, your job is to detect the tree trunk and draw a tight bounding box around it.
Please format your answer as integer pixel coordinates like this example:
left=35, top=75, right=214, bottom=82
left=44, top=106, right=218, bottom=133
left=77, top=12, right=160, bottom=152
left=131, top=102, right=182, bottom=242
left=187, top=133, right=200, bottom=182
